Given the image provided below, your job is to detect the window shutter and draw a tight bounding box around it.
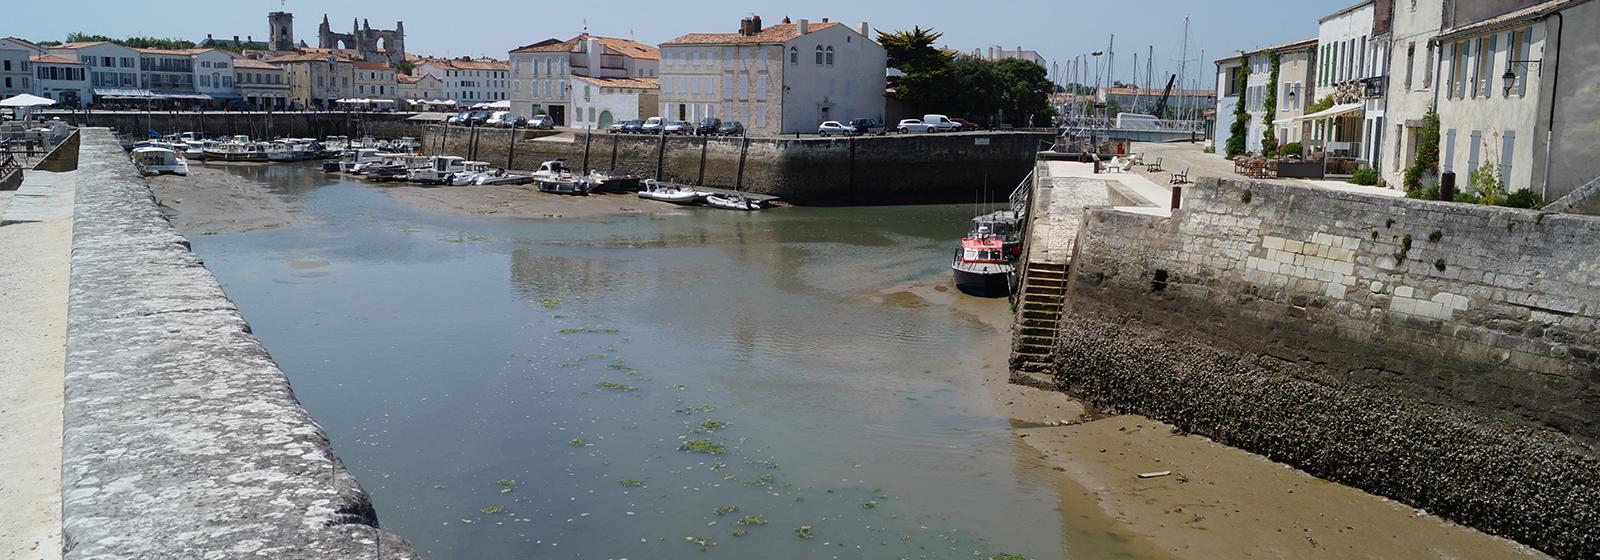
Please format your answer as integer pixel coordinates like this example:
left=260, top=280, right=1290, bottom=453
left=1467, top=130, right=1481, bottom=173
left=1444, top=129, right=1456, bottom=172
left=1519, top=28, right=1532, bottom=96
left=1501, top=131, right=1515, bottom=185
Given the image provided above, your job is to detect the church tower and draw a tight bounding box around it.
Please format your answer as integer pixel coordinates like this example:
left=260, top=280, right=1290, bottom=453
left=267, top=11, right=294, bottom=52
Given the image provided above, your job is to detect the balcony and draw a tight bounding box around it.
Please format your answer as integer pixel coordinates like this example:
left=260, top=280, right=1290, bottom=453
left=1361, top=76, right=1387, bottom=99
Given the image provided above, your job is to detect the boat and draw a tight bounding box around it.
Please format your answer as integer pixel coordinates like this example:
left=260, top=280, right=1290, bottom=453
left=267, top=140, right=322, bottom=162
left=704, top=193, right=765, bottom=211
left=131, top=147, right=189, bottom=176
left=637, top=179, right=707, bottom=205
left=450, top=161, right=494, bottom=186
left=326, top=148, right=388, bottom=173
left=951, top=233, right=1014, bottom=297
left=366, top=154, right=432, bottom=182
left=531, top=159, right=591, bottom=195
left=202, top=136, right=269, bottom=162
left=586, top=170, right=641, bottom=193
left=408, top=156, right=467, bottom=185
left=969, top=209, right=1024, bottom=258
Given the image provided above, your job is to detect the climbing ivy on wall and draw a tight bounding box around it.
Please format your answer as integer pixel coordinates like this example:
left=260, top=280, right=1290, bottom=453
left=1225, top=53, right=1251, bottom=159
left=1403, top=107, right=1441, bottom=190
left=1261, top=51, right=1280, bottom=157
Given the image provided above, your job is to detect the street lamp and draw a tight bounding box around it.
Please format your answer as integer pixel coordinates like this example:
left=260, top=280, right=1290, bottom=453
left=1502, top=58, right=1540, bottom=96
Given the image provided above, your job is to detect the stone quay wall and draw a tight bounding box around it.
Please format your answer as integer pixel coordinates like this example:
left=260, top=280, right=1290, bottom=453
left=62, top=128, right=419, bottom=559
left=1050, top=177, right=1599, bottom=558
left=46, top=110, right=426, bottom=142
left=421, top=127, right=1051, bottom=205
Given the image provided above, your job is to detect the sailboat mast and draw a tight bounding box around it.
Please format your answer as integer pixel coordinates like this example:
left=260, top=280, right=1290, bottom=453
left=1146, top=45, right=1153, bottom=114
left=1177, top=16, right=1189, bottom=121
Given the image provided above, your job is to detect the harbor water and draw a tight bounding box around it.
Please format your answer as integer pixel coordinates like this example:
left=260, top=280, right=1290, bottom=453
left=182, top=163, right=1157, bottom=559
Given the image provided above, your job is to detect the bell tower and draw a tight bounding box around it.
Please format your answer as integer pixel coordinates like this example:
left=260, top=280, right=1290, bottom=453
left=268, top=11, right=295, bottom=52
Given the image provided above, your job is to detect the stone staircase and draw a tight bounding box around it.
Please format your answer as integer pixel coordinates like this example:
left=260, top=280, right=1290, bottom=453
left=1010, top=261, right=1068, bottom=383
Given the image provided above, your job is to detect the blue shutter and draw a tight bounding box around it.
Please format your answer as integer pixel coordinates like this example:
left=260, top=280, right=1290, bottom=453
left=1468, top=130, right=1481, bottom=174
left=1519, top=28, right=1533, bottom=96
left=1444, top=129, right=1456, bottom=172
left=1501, top=131, right=1516, bottom=187
left=1486, top=34, right=1498, bottom=97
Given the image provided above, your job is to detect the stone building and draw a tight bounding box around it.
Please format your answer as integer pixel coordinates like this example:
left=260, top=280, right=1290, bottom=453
left=397, top=73, right=443, bottom=103
left=660, top=16, right=887, bottom=135
left=1, top=37, right=42, bottom=99
left=30, top=54, right=88, bottom=107
left=353, top=60, right=397, bottom=102
left=416, top=58, right=510, bottom=105
left=234, top=57, right=289, bottom=110
left=268, top=11, right=295, bottom=52
left=268, top=53, right=354, bottom=109
left=318, top=15, right=406, bottom=67
left=509, top=34, right=659, bottom=125
left=1311, top=0, right=1390, bottom=171
left=46, top=42, right=142, bottom=104
left=570, top=75, right=660, bottom=128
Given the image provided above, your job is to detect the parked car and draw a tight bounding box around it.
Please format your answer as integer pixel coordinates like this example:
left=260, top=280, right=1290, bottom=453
left=897, top=118, right=934, bottom=133
left=527, top=114, right=555, bottom=130
left=664, top=120, right=693, bottom=135
left=485, top=111, right=512, bottom=127
left=817, top=120, right=851, bottom=136
left=847, top=118, right=886, bottom=135
left=465, top=110, right=492, bottom=126
left=608, top=120, right=636, bottom=133
left=922, top=114, right=960, bottom=132
left=950, top=117, right=980, bottom=131
left=641, top=116, right=664, bottom=134
left=716, top=121, right=745, bottom=136
left=695, top=117, right=722, bottom=136
left=620, top=119, right=646, bottom=134
left=447, top=111, right=469, bottom=125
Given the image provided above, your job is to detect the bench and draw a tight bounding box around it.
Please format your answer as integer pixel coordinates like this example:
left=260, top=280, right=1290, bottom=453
left=1170, top=166, right=1190, bottom=184
left=1146, top=156, right=1163, bottom=172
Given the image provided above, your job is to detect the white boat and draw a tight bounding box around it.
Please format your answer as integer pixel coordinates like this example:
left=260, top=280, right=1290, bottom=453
left=367, top=154, right=432, bottom=182
left=705, top=193, right=765, bottom=211
left=637, top=179, right=707, bottom=205
left=202, top=138, right=269, bottom=162
left=327, top=148, right=389, bottom=173
left=266, top=140, right=321, bottom=162
left=450, top=161, right=494, bottom=186
left=409, top=156, right=467, bottom=185
left=131, top=147, right=189, bottom=176
left=532, top=159, right=591, bottom=195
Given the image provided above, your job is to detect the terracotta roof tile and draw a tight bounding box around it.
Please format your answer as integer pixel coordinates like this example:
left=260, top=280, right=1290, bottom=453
left=511, top=34, right=660, bottom=60
left=663, top=22, right=843, bottom=46
left=30, top=54, right=84, bottom=65
left=573, top=75, right=659, bottom=89
left=232, top=58, right=280, bottom=70
left=353, top=60, right=392, bottom=70
left=134, top=47, right=215, bottom=56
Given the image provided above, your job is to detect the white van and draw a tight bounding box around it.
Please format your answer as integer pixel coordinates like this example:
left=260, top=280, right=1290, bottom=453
left=922, top=114, right=960, bottom=132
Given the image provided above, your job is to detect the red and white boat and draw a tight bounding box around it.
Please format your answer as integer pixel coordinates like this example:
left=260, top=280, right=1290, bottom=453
left=951, top=226, right=1015, bottom=297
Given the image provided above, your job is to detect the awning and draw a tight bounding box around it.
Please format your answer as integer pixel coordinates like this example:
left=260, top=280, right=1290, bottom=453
left=0, top=93, right=55, bottom=107
left=92, top=88, right=157, bottom=99
left=1273, top=102, right=1362, bottom=126
left=150, top=90, right=213, bottom=101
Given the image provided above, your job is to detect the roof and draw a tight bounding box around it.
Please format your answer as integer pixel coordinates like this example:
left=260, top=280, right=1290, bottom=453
left=54, top=41, right=111, bottom=49
left=232, top=58, right=281, bottom=70
left=511, top=34, right=660, bottom=60
left=1217, top=37, right=1319, bottom=63
left=2, top=37, right=42, bottom=51
left=1101, top=87, right=1216, bottom=98
left=30, top=54, right=83, bottom=65
left=428, top=58, right=509, bottom=71
left=134, top=47, right=215, bottom=56
left=266, top=52, right=353, bottom=63
left=353, top=60, right=391, bottom=71
left=397, top=73, right=430, bottom=84
left=573, top=75, right=659, bottom=89
left=663, top=21, right=844, bottom=46
left=1437, top=0, right=1590, bottom=41
left=1319, top=0, right=1375, bottom=23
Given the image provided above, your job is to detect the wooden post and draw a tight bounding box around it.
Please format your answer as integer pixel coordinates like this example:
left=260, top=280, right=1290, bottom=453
left=735, top=133, right=749, bottom=191
left=697, top=135, right=708, bottom=186
left=507, top=126, right=517, bottom=170
left=654, top=127, right=667, bottom=181
left=582, top=128, right=593, bottom=173
left=609, top=133, right=618, bottom=172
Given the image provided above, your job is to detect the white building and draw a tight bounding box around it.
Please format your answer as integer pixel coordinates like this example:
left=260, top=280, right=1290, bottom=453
left=417, top=58, right=510, bottom=105
left=570, top=75, right=660, bottom=128
left=1313, top=0, right=1388, bottom=172
left=192, top=49, right=237, bottom=104
left=353, top=60, right=398, bottom=101
left=660, top=16, right=887, bottom=135
left=30, top=54, right=88, bottom=107
left=234, top=57, right=290, bottom=110
left=1, top=37, right=43, bottom=99
left=509, top=34, right=659, bottom=125
left=397, top=73, right=443, bottom=103
left=47, top=42, right=143, bottom=104
left=1379, top=0, right=1444, bottom=187
left=977, top=46, right=1047, bottom=68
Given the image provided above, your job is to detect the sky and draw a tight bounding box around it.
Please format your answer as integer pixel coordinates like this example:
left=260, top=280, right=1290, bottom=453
left=7, top=0, right=1355, bottom=89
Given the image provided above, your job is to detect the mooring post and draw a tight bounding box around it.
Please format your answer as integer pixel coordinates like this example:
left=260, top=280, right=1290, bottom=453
left=609, top=133, right=618, bottom=172
left=583, top=128, right=593, bottom=174
left=848, top=137, right=857, bottom=205
left=1171, top=185, right=1182, bottom=210
left=735, top=133, right=749, bottom=191
left=655, top=127, right=667, bottom=181
left=507, top=126, right=518, bottom=170
left=697, top=135, right=708, bottom=186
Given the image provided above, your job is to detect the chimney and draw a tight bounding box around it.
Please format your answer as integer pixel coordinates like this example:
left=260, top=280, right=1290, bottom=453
left=859, top=22, right=869, bottom=37
left=821, top=17, right=829, bottom=23
left=799, top=19, right=809, bottom=34
left=752, top=15, right=762, bottom=32
left=739, top=17, right=752, bottom=36
left=586, top=37, right=601, bottom=73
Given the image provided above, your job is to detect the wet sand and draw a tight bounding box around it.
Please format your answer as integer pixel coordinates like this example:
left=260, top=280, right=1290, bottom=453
left=909, top=281, right=1547, bottom=560
left=382, top=183, right=669, bottom=220
left=147, top=164, right=300, bottom=235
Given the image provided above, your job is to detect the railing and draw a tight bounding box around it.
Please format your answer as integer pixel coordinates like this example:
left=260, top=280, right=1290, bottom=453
left=1007, top=166, right=1039, bottom=310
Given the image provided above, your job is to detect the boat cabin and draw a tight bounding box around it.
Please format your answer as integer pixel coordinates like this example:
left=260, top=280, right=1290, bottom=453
left=959, top=237, right=1007, bottom=264
left=464, top=161, right=492, bottom=173
left=432, top=156, right=466, bottom=173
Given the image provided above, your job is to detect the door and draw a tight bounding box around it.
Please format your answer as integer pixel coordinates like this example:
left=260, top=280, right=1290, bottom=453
left=550, top=105, right=566, bottom=126
left=678, top=104, right=687, bottom=120
left=598, top=111, right=614, bottom=129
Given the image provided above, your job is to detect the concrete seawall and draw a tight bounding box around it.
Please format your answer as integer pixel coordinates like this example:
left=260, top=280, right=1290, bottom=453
left=423, top=127, right=1052, bottom=205
left=1048, top=177, right=1599, bottom=558
left=62, top=128, right=418, bottom=558
left=45, top=111, right=424, bottom=142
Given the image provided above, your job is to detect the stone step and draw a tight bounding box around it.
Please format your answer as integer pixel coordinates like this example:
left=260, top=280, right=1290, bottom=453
left=1012, top=347, right=1051, bottom=358
left=1018, top=336, right=1054, bottom=347
left=1010, top=369, right=1057, bottom=387
left=1019, top=327, right=1057, bottom=337
left=1018, top=317, right=1058, bottom=328
left=1023, top=296, right=1063, bottom=305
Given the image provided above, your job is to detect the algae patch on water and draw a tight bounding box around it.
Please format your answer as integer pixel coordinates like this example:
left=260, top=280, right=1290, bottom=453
left=680, top=439, right=725, bottom=454
left=675, top=404, right=716, bottom=415
left=617, top=479, right=643, bottom=487
left=558, top=327, right=620, bottom=335
left=713, top=505, right=740, bottom=516
left=736, top=515, right=768, bottom=526
left=596, top=381, right=639, bottom=392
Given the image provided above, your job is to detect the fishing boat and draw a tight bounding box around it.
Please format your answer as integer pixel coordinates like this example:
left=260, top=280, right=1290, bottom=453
left=951, top=232, right=1014, bottom=298
left=131, top=146, right=189, bottom=176
left=408, top=156, right=467, bottom=185
left=704, top=192, right=765, bottom=211
left=202, top=136, right=269, bottom=162
left=267, top=140, right=322, bottom=162
left=450, top=161, right=494, bottom=186
left=326, top=148, right=388, bottom=173
left=366, top=154, right=432, bottom=182
left=637, top=179, right=706, bottom=205
left=532, top=160, right=591, bottom=195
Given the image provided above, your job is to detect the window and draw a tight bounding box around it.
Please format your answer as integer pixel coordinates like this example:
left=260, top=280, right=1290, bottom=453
left=815, top=46, right=824, bottom=65
left=757, top=78, right=766, bottom=99
left=825, top=46, right=834, bottom=66
left=1423, top=42, right=1434, bottom=90
left=1404, top=42, right=1415, bottom=90
left=2, top=60, right=8, bottom=71
left=755, top=103, right=767, bottom=128
left=790, top=47, right=798, bottom=64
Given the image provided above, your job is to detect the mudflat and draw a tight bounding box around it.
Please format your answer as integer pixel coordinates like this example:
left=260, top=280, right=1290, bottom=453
left=382, top=184, right=672, bottom=220
left=147, top=164, right=300, bottom=235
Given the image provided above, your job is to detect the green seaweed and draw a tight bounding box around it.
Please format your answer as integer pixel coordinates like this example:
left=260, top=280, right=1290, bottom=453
left=618, top=479, right=643, bottom=487
left=675, top=404, right=716, bottom=415
left=568, top=438, right=586, bottom=446
left=596, top=381, right=639, bottom=392
left=713, top=505, right=740, bottom=516
left=680, top=439, right=725, bottom=455
left=684, top=536, right=716, bottom=548
left=558, top=327, right=620, bottom=335
left=736, top=515, right=768, bottom=526
left=481, top=505, right=506, bottom=514
left=794, top=526, right=814, bottom=540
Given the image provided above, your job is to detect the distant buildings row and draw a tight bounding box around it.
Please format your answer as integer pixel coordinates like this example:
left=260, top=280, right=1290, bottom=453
left=0, top=11, right=926, bottom=135
left=1213, top=0, right=1600, bottom=201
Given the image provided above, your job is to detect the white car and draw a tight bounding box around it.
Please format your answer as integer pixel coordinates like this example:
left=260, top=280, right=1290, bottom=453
left=897, top=118, right=934, bottom=133
left=484, top=111, right=512, bottom=127
left=817, top=121, right=851, bottom=136
left=922, top=114, right=961, bottom=132
left=641, top=116, right=664, bottom=134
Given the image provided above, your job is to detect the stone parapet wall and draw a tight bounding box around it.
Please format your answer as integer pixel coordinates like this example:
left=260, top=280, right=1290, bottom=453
left=1049, top=176, right=1600, bottom=558
left=62, top=128, right=419, bottom=559
left=45, top=111, right=426, bottom=142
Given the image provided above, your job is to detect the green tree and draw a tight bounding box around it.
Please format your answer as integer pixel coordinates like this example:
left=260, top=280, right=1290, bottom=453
left=1261, top=51, right=1280, bottom=157
left=1403, top=107, right=1440, bottom=189
left=1225, top=54, right=1251, bottom=158
left=396, top=61, right=416, bottom=76
left=992, top=58, right=1054, bottom=126
left=878, top=27, right=955, bottom=115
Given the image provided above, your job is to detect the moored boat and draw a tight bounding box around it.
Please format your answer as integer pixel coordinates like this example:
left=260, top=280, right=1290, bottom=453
left=532, top=160, right=590, bottom=195
left=950, top=234, right=1014, bottom=298
left=637, top=179, right=706, bottom=205
left=408, top=156, right=467, bottom=185
left=704, top=193, right=764, bottom=211
left=131, top=147, right=189, bottom=176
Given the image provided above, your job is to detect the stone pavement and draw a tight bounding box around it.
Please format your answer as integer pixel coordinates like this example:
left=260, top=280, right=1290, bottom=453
left=1129, top=142, right=1407, bottom=198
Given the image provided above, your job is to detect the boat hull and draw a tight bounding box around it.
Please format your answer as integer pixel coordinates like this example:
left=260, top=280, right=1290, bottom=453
left=951, top=261, right=1013, bottom=298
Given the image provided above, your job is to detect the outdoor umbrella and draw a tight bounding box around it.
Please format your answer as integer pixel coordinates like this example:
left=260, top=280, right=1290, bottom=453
left=0, top=93, right=55, bottom=107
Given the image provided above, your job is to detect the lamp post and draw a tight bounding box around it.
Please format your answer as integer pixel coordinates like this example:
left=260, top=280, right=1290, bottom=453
left=1502, top=59, right=1541, bottom=96
left=1091, top=51, right=1104, bottom=120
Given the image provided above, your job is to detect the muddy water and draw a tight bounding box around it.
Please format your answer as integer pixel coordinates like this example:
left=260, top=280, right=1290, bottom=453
left=183, top=163, right=1161, bottom=559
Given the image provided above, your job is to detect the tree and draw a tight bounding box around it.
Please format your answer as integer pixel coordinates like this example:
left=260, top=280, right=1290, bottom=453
left=992, top=58, right=1054, bottom=126
left=1225, top=55, right=1251, bottom=158
left=1403, top=107, right=1440, bottom=190
left=878, top=27, right=956, bottom=115
left=396, top=61, right=416, bottom=76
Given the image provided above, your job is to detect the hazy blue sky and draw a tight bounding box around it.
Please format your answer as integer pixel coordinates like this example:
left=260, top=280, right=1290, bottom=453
left=8, top=0, right=1354, bottom=88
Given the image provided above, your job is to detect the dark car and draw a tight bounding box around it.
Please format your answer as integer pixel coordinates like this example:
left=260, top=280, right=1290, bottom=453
left=716, top=121, right=745, bottom=136
left=465, top=110, right=492, bottom=126
left=950, top=117, right=980, bottom=131
left=695, top=117, right=722, bottom=136
left=847, top=118, right=886, bottom=135
left=619, top=120, right=645, bottom=134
